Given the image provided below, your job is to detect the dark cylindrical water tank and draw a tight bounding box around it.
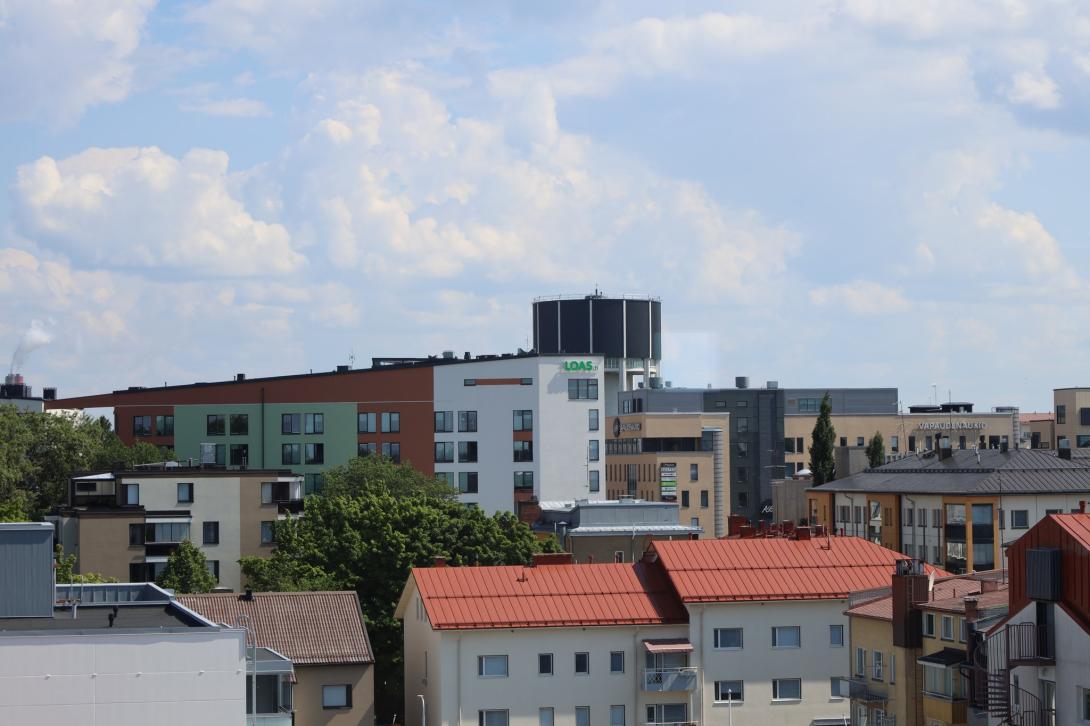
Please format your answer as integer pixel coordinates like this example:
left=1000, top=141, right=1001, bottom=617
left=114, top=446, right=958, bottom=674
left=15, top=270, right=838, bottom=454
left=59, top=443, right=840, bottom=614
left=532, top=296, right=661, bottom=358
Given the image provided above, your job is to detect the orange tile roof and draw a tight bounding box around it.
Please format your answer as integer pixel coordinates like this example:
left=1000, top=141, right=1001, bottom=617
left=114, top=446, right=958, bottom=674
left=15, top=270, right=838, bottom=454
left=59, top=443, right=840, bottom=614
left=652, top=536, right=943, bottom=602
left=410, top=562, right=687, bottom=630
left=846, top=573, right=1008, bottom=622
left=1019, top=412, right=1054, bottom=423
left=178, top=591, right=373, bottom=665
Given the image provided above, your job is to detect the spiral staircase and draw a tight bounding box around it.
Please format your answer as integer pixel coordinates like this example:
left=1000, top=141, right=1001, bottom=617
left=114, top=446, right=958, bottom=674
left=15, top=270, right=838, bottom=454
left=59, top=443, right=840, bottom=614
left=962, top=622, right=1054, bottom=726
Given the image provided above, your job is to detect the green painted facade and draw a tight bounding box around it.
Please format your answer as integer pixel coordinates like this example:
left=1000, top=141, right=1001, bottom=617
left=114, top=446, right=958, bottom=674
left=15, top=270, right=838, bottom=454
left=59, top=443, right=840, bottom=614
left=173, top=402, right=360, bottom=491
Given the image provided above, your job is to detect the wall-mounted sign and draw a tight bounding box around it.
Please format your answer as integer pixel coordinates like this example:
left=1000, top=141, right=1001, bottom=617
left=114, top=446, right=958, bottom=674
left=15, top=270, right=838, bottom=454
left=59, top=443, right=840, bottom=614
left=916, top=422, right=987, bottom=431
left=659, top=462, right=677, bottom=502
left=612, top=418, right=642, bottom=438
left=562, top=360, right=598, bottom=372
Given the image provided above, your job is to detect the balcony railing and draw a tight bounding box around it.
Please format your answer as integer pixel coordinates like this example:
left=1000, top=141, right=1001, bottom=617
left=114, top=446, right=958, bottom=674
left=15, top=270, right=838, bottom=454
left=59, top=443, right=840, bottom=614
left=253, top=715, right=293, bottom=726
left=644, top=722, right=697, bottom=726
left=643, top=668, right=699, bottom=692
left=841, top=676, right=888, bottom=703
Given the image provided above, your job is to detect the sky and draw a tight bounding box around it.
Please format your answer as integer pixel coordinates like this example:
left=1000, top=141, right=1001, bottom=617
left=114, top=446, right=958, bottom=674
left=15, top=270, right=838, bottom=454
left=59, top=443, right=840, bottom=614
left=3, top=0, right=1090, bottom=412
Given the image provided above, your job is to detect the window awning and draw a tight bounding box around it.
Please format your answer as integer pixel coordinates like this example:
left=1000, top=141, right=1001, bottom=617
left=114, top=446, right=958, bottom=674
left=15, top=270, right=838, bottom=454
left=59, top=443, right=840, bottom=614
left=917, top=648, right=965, bottom=668
left=643, top=638, right=693, bottom=653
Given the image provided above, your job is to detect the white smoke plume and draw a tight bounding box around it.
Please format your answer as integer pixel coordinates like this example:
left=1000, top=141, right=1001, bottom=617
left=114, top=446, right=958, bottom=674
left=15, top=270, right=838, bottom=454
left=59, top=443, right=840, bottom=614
left=10, top=319, right=54, bottom=374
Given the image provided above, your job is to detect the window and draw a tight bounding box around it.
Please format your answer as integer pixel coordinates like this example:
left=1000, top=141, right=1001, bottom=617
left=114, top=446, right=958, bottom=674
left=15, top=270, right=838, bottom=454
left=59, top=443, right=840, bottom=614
left=610, top=705, right=624, bottom=726
left=459, top=410, right=477, bottom=432
left=837, top=505, right=850, bottom=523
left=772, top=678, right=802, bottom=701
left=133, top=415, right=152, bottom=437
left=941, top=615, right=954, bottom=640
left=155, top=415, right=174, bottom=436
left=459, top=472, right=478, bottom=494
left=1057, top=404, right=1067, bottom=424
left=904, top=508, right=914, bottom=526
left=322, top=684, right=351, bottom=709
left=855, top=648, right=866, bottom=676
left=588, top=440, right=599, bottom=462
left=143, top=521, right=190, bottom=543
left=932, top=509, right=942, bottom=528
left=282, top=443, right=301, bottom=465
left=1078, top=435, right=1090, bottom=448
left=260, top=521, right=275, bottom=544
left=830, top=677, right=843, bottom=699
left=1081, top=687, right=1090, bottom=721
left=206, top=560, right=219, bottom=582
left=513, top=410, right=533, bottom=431
left=381, top=412, right=400, bottom=433
left=840, top=437, right=848, bottom=447
left=358, top=442, right=376, bottom=457
left=681, top=490, right=690, bottom=508
left=177, top=482, right=193, bottom=503
left=206, top=414, right=225, bottom=436
left=798, top=397, right=820, bottom=413
left=588, top=470, right=600, bottom=492
left=890, top=653, right=896, bottom=684
left=381, top=442, right=400, bottom=463
left=784, top=437, right=795, bottom=453
left=610, top=651, right=624, bottom=673
left=124, top=483, right=139, bottom=505
left=459, top=441, right=478, bottom=463
left=128, top=523, right=144, bottom=545
left=538, top=653, right=553, bottom=676
left=923, top=612, right=935, bottom=636
left=203, top=521, right=219, bottom=545
left=305, top=473, right=323, bottom=494
left=434, top=442, right=455, bottom=463
left=891, top=435, right=899, bottom=453
left=589, top=409, right=599, bottom=431
left=464, top=378, right=476, bottom=387
left=690, top=463, right=699, bottom=481
left=715, top=681, right=743, bottom=702
left=436, top=472, right=455, bottom=488
left=830, top=624, right=844, bottom=647
left=514, top=441, right=533, bottom=462
left=737, top=417, right=749, bottom=433
left=575, top=652, right=590, bottom=674
left=575, top=707, right=589, bottom=726
left=514, top=471, right=533, bottom=490
left=918, top=507, right=926, bottom=528
left=772, top=626, right=801, bottom=648
left=736, top=442, right=748, bottom=458
left=281, top=413, right=300, bottom=435
left=305, top=413, right=324, bottom=434
left=872, top=651, right=884, bottom=681
left=358, top=412, right=376, bottom=433
left=857, top=437, right=865, bottom=446
left=230, top=443, right=249, bottom=466
left=539, top=708, right=553, bottom=726
left=737, top=467, right=747, bottom=482
left=477, top=655, right=508, bottom=678
left=479, top=712, right=508, bottom=726
left=305, top=443, right=324, bottom=465
left=229, top=414, right=248, bottom=435
left=700, top=490, right=709, bottom=508
left=434, top=411, right=453, bottom=433
left=567, top=379, right=598, bottom=400
left=714, top=627, right=743, bottom=649
left=690, top=517, right=700, bottom=527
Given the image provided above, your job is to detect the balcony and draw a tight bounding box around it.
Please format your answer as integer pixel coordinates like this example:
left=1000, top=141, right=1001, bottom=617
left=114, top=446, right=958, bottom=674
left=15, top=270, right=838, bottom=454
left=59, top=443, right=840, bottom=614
left=840, top=676, right=888, bottom=703
left=643, top=668, right=699, bottom=692
left=1005, top=622, right=1054, bottom=666
left=644, top=722, right=697, bottom=726
left=253, top=714, right=293, bottom=726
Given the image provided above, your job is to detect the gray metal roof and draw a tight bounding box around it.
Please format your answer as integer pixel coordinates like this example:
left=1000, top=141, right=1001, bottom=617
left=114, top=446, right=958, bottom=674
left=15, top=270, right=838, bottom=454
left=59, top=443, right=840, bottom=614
left=566, top=524, right=703, bottom=536
left=812, top=448, right=1090, bottom=495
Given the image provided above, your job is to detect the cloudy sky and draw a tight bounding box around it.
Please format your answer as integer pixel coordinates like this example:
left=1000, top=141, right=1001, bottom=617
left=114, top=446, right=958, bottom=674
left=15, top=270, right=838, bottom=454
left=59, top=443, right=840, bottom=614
left=3, top=0, right=1089, bottom=411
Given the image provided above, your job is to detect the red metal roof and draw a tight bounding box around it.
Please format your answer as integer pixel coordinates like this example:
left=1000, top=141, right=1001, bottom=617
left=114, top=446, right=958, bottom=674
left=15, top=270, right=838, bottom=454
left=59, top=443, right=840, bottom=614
left=1052, top=512, right=1090, bottom=550
left=410, top=562, right=687, bottom=630
left=652, top=536, right=941, bottom=603
left=178, top=591, right=373, bottom=665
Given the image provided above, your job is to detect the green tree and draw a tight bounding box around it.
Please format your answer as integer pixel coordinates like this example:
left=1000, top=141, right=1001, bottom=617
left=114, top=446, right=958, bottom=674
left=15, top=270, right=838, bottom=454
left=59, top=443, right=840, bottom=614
left=865, top=431, right=885, bottom=468
left=808, top=392, right=837, bottom=485
left=0, top=489, right=32, bottom=522
left=320, top=454, right=458, bottom=500
left=157, top=539, right=217, bottom=593
left=241, top=489, right=557, bottom=721
left=54, top=545, right=117, bottom=583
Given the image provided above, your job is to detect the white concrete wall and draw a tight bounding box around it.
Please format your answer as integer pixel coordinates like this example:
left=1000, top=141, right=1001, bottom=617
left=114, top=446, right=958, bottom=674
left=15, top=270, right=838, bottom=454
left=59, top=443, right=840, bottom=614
left=432, top=356, right=605, bottom=514
left=129, top=474, right=243, bottom=591
left=689, top=600, right=851, bottom=726
left=0, top=629, right=246, bottom=726
left=896, top=494, right=943, bottom=564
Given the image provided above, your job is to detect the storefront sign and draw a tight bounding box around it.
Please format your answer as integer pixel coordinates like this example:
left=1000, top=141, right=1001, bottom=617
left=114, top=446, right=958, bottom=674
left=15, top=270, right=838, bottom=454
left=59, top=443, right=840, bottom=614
left=659, top=463, right=677, bottom=502
left=916, top=422, right=987, bottom=431
left=612, top=418, right=642, bottom=437
left=562, top=359, right=598, bottom=372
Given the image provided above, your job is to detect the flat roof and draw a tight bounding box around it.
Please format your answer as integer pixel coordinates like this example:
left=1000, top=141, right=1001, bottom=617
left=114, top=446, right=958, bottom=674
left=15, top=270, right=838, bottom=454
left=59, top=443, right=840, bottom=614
left=0, top=604, right=208, bottom=633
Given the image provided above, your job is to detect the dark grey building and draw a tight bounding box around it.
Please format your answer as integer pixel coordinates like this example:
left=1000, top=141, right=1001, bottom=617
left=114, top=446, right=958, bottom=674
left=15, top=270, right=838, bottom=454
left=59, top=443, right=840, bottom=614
left=617, top=380, right=785, bottom=523
left=783, top=388, right=899, bottom=415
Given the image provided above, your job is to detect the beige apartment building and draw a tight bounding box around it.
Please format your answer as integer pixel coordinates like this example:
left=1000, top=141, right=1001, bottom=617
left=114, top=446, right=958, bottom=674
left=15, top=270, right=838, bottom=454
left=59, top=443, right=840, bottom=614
left=50, top=466, right=303, bottom=590
left=604, top=412, right=729, bottom=536
left=785, top=410, right=1018, bottom=474
left=1053, top=387, right=1090, bottom=450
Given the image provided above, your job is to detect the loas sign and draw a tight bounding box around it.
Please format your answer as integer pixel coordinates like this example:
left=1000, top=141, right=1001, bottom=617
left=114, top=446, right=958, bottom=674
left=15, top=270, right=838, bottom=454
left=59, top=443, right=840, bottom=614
left=562, top=360, right=597, bottom=372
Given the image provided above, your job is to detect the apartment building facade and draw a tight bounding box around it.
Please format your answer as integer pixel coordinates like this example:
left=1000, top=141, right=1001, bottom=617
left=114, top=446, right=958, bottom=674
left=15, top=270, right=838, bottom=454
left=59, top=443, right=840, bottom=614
left=807, top=447, right=1090, bottom=574
left=1054, top=387, right=1090, bottom=450
left=397, top=535, right=936, bottom=726
left=50, top=467, right=303, bottom=590
left=603, top=412, right=729, bottom=536
left=47, top=353, right=606, bottom=514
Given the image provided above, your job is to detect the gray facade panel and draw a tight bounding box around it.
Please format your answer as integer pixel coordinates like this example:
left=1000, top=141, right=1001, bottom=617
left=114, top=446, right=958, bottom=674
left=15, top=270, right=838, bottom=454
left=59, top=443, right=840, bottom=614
left=784, top=388, right=899, bottom=415
left=0, top=523, right=55, bottom=618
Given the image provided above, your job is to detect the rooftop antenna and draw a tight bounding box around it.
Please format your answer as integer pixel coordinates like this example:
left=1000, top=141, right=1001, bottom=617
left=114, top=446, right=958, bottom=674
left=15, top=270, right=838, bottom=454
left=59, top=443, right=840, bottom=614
left=348, top=350, right=356, bottom=369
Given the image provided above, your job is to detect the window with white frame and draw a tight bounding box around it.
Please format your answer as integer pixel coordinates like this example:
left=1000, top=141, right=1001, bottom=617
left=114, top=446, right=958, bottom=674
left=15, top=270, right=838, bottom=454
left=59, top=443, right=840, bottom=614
left=322, top=684, right=351, bottom=709
left=941, top=615, right=954, bottom=640
left=609, top=651, right=624, bottom=673
left=609, top=705, right=624, bottom=726
left=477, top=655, right=508, bottom=678
left=772, top=678, right=802, bottom=701
left=830, top=624, right=844, bottom=647
left=575, top=707, right=590, bottom=726
left=539, top=708, right=553, bottom=726
left=856, top=647, right=866, bottom=676
left=575, top=652, right=590, bottom=674
left=1080, top=687, right=1090, bottom=721
left=714, top=627, right=743, bottom=649
left=772, top=626, right=801, bottom=648
left=538, top=653, right=553, bottom=676
left=479, top=710, right=509, bottom=726
left=715, top=680, right=743, bottom=702
left=923, top=612, right=935, bottom=636
left=872, top=651, right=884, bottom=681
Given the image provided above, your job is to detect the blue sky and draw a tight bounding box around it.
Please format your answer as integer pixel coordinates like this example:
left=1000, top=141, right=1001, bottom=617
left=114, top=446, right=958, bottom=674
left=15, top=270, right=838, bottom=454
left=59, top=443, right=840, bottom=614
left=3, top=0, right=1090, bottom=411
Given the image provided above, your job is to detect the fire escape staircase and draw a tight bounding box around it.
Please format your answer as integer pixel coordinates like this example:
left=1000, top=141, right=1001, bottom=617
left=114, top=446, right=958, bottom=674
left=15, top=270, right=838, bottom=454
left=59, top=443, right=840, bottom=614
left=962, top=623, right=1054, bottom=726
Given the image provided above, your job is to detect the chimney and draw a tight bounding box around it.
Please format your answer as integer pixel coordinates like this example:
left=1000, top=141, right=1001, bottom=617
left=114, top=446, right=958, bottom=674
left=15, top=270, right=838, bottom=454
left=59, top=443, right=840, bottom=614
left=796, top=527, right=811, bottom=541
left=531, top=553, right=574, bottom=567
left=1059, top=441, right=1072, bottom=460
left=240, top=588, right=254, bottom=601
left=235, top=373, right=246, bottom=381
left=980, top=579, right=999, bottom=593
left=939, top=437, right=953, bottom=460
left=433, top=557, right=447, bottom=568
left=964, top=595, right=979, bottom=623
left=1080, top=500, right=1086, bottom=514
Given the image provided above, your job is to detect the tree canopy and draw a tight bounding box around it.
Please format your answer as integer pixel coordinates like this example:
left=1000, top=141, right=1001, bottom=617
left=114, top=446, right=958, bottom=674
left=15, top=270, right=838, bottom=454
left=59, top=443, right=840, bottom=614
left=866, top=431, right=885, bottom=468
left=157, top=539, right=217, bottom=594
left=808, top=392, right=837, bottom=485
left=241, top=455, right=558, bottom=722
left=0, top=406, right=170, bottom=520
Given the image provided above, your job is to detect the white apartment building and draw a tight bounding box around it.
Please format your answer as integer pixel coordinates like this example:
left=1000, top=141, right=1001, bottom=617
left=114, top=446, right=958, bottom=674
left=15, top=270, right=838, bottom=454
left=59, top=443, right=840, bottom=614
left=397, top=535, right=930, bottom=726
left=433, top=355, right=606, bottom=513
